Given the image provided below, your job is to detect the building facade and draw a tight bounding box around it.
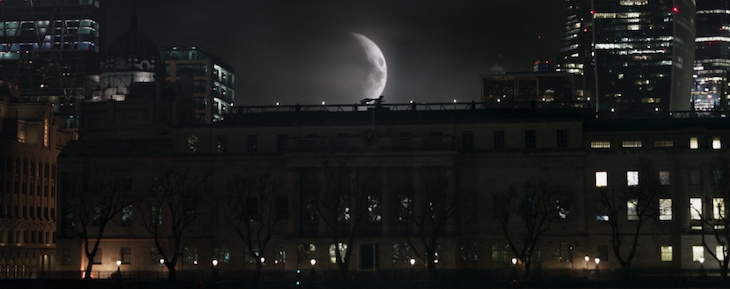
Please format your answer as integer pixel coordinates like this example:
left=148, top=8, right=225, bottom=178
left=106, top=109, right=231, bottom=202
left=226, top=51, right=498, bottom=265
left=0, top=84, right=72, bottom=279
left=0, top=0, right=103, bottom=104
left=53, top=101, right=730, bottom=281
left=160, top=47, right=235, bottom=124
left=556, top=0, right=594, bottom=102
left=693, top=0, right=730, bottom=111
left=592, top=0, right=696, bottom=117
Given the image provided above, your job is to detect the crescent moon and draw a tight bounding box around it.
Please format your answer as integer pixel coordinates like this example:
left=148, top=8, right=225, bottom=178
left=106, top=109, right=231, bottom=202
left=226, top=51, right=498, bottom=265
left=351, top=33, right=387, bottom=100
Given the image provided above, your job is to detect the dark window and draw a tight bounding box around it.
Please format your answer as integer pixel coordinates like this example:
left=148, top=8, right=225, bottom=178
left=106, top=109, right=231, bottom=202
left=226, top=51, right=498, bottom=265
left=121, top=247, right=131, bottom=264
left=494, top=131, right=505, bottom=149
left=122, top=179, right=132, bottom=191
left=247, top=134, right=258, bottom=153
left=462, top=131, right=474, bottom=150
left=62, top=248, right=71, bottom=265
left=276, top=197, right=288, bottom=221
left=92, top=206, right=102, bottom=226
left=557, top=130, right=568, bottom=148
left=217, top=135, right=228, bottom=153
left=246, top=197, right=258, bottom=221
left=121, top=205, right=133, bottom=226
left=525, top=130, right=536, bottom=149
left=277, top=134, right=288, bottom=152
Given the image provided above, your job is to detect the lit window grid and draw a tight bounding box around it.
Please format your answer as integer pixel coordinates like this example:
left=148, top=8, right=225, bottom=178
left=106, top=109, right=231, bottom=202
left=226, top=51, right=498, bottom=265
left=596, top=172, right=608, bottom=187
left=627, top=171, right=639, bottom=186
left=690, top=198, right=703, bottom=221
left=714, top=198, right=725, bottom=220
left=661, top=246, right=672, bottom=262
left=693, top=246, right=704, bottom=262
left=659, top=199, right=672, bottom=220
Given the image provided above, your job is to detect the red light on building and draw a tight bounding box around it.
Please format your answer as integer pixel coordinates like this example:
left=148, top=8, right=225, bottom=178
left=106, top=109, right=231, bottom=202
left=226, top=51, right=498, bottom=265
left=672, top=7, right=679, bottom=13
left=590, top=10, right=595, bottom=14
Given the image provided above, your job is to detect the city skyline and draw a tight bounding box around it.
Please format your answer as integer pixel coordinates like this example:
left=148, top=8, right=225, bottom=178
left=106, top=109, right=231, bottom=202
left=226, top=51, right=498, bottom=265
left=104, top=0, right=564, bottom=106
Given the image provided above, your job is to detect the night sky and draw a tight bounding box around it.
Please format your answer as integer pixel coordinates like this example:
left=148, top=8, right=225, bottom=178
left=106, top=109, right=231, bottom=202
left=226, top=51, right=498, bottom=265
left=105, top=0, right=564, bottom=106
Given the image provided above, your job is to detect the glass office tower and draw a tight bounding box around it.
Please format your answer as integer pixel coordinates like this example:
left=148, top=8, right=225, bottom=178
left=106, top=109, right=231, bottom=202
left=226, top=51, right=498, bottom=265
left=592, top=0, right=695, bottom=117
left=693, top=0, right=730, bottom=112
left=557, top=0, right=595, bottom=102
left=0, top=0, right=103, bottom=104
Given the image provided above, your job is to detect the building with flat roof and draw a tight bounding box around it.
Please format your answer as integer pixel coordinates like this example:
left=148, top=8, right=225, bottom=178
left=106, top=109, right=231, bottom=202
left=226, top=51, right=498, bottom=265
left=53, top=100, right=730, bottom=281
left=160, top=46, right=235, bottom=124
left=693, top=0, right=730, bottom=112
left=0, top=0, right=103, bottom=105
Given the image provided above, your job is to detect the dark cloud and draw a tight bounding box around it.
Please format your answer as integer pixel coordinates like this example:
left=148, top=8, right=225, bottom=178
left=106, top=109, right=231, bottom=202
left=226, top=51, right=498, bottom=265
left=105, top=0, right=563, bottom=105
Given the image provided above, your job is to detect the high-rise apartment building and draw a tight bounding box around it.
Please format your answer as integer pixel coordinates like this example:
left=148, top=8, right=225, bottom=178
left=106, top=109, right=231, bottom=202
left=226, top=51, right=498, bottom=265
left=592, top=0, right=695, bottom=117
left=0, top=0, right=104, bottom=106
left=556, top=0, right=595, bottom=101
left=693, top=0, right=730, bottom=111
left=160, top=47, right=234, bottom=124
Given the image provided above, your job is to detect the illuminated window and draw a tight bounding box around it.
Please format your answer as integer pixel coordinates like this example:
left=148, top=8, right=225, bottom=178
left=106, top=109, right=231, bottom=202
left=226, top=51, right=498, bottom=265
left=187, top=135, right=198, bottom=153
left=690, top=137, right=699, bottom=149
left=622, top=141, right=642, bottom=148
left=660, top=246, right=672, bottom=262
left=660, top=171, right=670, bottom=185
left=214, top=245, right=230, bottom=263
left=714, top=198, right=725, bottom=220
left=591, top=141, right=611, bottom=148
left=713, top=137, right=722, bottom=149
left=627, top=199, right=639, bottom=220
left=627, top=171, right=639, bottom=186
left=491, top=243, right=509, bottom=262
left=690, top=198, right=703, bottom=220
left=596, top=172, right=608, bottom=187
left=693, top=246, right=704, bottom=262
left=654, top=140, right=673, bottom=147
left=43, top=118, right=49, bottom=148
left=329, top=243, right=347, bottom=263
left=659, top=199, right=672, bottom=220
left=718, top=245, right=726, bottom=261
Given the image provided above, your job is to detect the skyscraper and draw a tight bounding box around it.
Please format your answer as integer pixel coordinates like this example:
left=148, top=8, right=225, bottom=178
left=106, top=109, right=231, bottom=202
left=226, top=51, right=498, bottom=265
left=0, top=0, right=103, bottom=104
left=556, top=0, right=595, bottom=101
left=693, top=0, right=730, bottom=112
left=592, top=0, right=696, bottom=117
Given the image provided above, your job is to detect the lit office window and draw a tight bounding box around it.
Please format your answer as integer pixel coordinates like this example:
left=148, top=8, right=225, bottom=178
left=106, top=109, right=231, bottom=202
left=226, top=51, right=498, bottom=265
left=659, top=171, right=670, bottom=185
left=718, top=245, right=726, bottom=262
left=690, top=137, right=699, bottom=149
left=622, top=141, right=642, bottom=148
left=627, top=199, right=639, bottom=220
left=659, top=199, right=672, bottom=220
left=713, top=137, right=722, bottom=150
left=690, top=198, right=703, bottom=220
left=660, top=246, right=672, bottom=262
left=654, top=140, right=673, bottom=147
left=714, top=198, right=725, bottom=220
left=596, top=172, right=608, bottom=187
left=693, top=246, right=704, bottom=262
left=627, top=171, right=639, bottom=186
left=591, top=141, right=611, bottom=148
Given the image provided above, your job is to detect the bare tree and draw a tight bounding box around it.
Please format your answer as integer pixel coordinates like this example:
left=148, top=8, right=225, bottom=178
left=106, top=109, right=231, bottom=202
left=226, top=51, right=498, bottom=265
left=495, top=178, right=561, bottom=279
left=300, top=157, right=378, bottom=280
left=698, top=157, right=730, bottom=279
left=65, top=175, right=134, bottom=280
left=227, top=171, right=286, bottom=282
left=404, top=167, right=457, bottom=279
left=141, top=169, right=208, bottom=281
left=599, top=162, right=663, bottom=280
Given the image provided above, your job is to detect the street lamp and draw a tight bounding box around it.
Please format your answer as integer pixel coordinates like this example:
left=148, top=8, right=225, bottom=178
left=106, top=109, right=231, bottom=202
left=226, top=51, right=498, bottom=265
left=159, top=258, right=165, bottom=279
left=699, top=257, right=707, bottom=279
left=212, top=259, right=219, bottom=267
left=310, top=258, right=316, bottom=267
left=594, top=257, right=600, bottom=270
left=584, top=255, right=590, bottom=269
left=211, top=259, right=219, bottom=284
left=511, top=257, right=517, bottom=265
left=409, top=258, right=416, bottom=266
left=260, top=257, right=265, bottom=264
left=116, top=259, right=121, bottom=279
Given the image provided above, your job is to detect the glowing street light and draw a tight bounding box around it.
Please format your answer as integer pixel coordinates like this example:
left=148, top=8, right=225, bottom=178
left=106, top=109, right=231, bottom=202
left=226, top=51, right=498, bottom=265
left=511, top=257, right=517, bottom=265
left=310, top=258, right=316, bottom=267
left=321, top=101, right=326, bottom=105
left=260, top=257, right=265, bottom=264
left=594, top=257, right=600, bottom=270
left=409, top=258, right=416, bottom=266
left=212, top=259, right=219, bottom=267
left=584, top=255, right=590, bottom=269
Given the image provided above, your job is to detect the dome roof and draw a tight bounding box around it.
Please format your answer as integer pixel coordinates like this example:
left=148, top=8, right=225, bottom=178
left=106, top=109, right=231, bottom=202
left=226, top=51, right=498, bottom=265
left=102, top=15, right=161, bottom=72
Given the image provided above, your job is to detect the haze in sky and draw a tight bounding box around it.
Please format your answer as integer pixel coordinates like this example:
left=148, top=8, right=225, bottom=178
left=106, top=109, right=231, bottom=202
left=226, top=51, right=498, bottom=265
left=106, top=0, right=564, bottom=106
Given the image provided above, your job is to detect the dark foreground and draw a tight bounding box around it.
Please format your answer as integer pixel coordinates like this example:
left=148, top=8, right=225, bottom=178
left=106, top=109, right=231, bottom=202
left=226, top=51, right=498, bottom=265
left=0, top=278, right=728, bottom=289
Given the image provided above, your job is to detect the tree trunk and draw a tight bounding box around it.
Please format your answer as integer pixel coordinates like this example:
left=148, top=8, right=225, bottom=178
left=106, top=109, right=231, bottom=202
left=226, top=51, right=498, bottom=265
left=83, top=257, right=94, bottom=280
left=722, top=264, right=728, bottom=280
left=255, top=261, right=263, bottom=283
left=166, top=263, right=177, bottom=281
left=524, top=262, right=531, bottom=279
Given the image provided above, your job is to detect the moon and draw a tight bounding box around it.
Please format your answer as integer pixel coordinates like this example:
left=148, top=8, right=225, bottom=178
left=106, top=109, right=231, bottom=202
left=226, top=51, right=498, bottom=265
left=350, top=33, right=387, bottom=100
